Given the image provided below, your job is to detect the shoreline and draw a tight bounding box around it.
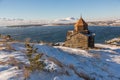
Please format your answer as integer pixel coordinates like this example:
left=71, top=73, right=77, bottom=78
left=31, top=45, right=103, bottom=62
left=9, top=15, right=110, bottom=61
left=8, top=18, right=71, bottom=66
left=0, top=23, right=119, bottom=27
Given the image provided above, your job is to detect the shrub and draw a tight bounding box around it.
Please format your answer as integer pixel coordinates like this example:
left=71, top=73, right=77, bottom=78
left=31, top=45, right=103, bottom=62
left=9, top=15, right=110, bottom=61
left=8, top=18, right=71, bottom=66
left=24, top=42, right=45, bottom=80
left=27, top=54, right=44, bottom=71
left=25, top=42, right=45, bottom=72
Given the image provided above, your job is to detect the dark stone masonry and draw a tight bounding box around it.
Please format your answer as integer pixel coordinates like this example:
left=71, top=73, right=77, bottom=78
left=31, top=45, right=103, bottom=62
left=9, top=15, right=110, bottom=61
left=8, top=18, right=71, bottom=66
left=64, top=17, right=95, bottom=49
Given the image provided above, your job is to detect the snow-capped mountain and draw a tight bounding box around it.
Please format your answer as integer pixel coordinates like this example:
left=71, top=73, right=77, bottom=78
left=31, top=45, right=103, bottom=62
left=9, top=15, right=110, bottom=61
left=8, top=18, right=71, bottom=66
left=53, top=17, right=77, bottom=23
left=115, top=19, right=120, bottom=23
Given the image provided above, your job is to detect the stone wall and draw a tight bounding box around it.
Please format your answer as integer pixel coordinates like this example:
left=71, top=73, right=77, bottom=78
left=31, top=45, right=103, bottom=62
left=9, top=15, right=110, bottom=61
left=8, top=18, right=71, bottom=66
left=65, top=33, right=89, bottom=48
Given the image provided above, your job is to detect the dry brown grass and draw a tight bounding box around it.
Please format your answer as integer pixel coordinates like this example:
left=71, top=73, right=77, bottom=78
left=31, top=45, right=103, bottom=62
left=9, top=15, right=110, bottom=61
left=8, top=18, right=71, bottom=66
left=0, top=39, right=15, bottom=51
left=0, top=57, right=21, bottom=66
left=7, top=57, right=31, bottom=79
left=68, top=64, right=75, bottom=70
left=0, top=56, right=26, bottom=70
left=0, top=61, right=7, bottom=65
left=6, top=43, right=16, bottom=51
left=48, top=57, right=63, bottom=68
left=74, top=70, right=94, bottom=80
left=7, top=56, right=25, bottom=69
left=68, top=64, right=95, bottom=80
left=8, top=57, right=19, bottom=65
left=92, top=53, right=101, bottom=59
left=23, top=67, right=31, bottom=80
left=0, top=47, right=6, bottom=50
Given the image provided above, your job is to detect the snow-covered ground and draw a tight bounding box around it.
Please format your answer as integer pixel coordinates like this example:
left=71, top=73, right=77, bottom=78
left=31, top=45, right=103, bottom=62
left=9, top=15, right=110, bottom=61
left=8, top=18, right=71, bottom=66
left=0, top=41, right=120, bottom=80
left=106, top=37, right=120, bottom=45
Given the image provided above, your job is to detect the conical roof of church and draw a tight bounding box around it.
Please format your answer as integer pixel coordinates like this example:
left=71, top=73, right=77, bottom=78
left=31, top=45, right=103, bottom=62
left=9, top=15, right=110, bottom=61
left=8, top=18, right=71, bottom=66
left=74, top=17, right=88, bottom=27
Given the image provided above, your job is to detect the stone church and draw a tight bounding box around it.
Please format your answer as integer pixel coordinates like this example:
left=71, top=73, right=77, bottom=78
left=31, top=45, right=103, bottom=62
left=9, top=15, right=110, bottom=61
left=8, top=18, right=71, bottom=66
left=64, top=17, right=95, bottom=49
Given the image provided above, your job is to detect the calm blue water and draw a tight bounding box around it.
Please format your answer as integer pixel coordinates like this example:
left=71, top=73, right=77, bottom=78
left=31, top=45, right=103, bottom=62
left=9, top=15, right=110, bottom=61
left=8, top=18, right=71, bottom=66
left=0, top=25, right=120, bottom=43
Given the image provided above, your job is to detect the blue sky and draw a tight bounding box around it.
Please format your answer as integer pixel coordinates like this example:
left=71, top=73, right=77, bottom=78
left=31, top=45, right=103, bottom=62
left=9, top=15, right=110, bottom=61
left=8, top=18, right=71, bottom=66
left=0, top=0, right=120, bottom=20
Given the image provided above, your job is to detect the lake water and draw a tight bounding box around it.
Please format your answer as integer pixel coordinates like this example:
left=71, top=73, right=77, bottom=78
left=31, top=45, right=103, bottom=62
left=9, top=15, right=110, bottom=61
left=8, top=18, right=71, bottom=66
left=0, top=25, right=120, bottom=43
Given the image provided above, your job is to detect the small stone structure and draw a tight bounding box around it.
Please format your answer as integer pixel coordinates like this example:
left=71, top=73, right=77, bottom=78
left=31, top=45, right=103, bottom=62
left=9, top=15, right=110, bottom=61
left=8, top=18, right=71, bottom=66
left=64, top=17, right=95, bottom=49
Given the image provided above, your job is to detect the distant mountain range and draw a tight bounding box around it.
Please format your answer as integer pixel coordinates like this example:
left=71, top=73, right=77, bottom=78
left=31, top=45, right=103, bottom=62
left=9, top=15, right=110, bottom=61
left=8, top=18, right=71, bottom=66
left=0, top=17, right=120, bottom=27
left=88, top=19, right=120, bottom=26
left=0, top=18, right=51, bottom=26
left=53, top=17, right=120, bottom=26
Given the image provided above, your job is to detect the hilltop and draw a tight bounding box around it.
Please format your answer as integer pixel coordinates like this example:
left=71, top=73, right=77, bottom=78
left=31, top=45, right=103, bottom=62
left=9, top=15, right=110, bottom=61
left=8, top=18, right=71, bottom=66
left=0, top=37, right=120, bottom=80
